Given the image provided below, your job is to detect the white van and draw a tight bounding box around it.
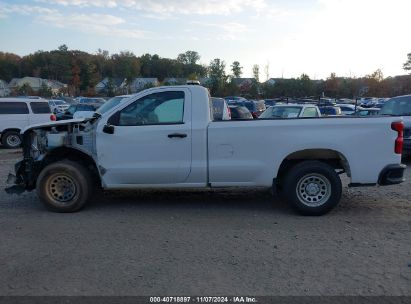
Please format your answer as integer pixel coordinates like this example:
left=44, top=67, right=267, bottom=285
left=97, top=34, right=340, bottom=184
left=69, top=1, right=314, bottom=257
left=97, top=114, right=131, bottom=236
left=0, top=98, right=54, bottom=148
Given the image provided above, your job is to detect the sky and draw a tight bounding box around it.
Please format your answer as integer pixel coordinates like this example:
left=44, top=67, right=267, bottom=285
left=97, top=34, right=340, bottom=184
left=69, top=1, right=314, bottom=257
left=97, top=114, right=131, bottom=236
left=0, top=0, right=410, bottom=80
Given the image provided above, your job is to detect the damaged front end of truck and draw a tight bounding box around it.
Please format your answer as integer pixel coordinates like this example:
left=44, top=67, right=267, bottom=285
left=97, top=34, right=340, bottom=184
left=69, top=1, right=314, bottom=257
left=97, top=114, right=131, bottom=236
left=5, top=117, right=99, bottom=195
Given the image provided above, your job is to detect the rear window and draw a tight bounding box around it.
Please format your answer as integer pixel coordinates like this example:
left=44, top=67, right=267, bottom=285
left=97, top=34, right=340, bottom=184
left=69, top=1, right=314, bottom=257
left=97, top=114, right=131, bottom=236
left=260, top=106, right=302, bottom=118
left=320, top=107, right=340, bottom=115
left=230, top=106, right=250, bottom=119
left=0, top=102, right=29, bottom=114
left=30, top=102, right=51, bottom=114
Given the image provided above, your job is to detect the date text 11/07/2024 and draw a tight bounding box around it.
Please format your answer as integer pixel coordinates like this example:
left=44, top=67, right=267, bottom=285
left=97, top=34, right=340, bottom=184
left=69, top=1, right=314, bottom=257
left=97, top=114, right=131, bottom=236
left=149, top=296, right=257, bottom=303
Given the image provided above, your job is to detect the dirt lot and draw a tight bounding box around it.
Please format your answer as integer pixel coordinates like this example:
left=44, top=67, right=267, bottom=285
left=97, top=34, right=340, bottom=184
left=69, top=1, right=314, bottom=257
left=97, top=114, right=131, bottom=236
left=0, top=148, right=410, bottom=296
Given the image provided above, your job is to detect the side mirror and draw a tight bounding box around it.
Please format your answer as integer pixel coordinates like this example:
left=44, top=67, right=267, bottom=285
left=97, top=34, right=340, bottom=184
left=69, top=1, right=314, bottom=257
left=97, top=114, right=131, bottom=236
left=103, top=124, right=115, bottom=134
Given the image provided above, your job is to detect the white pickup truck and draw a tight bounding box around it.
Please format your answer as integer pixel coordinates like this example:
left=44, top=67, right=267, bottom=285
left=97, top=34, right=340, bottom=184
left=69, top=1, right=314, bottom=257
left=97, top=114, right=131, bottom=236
left=6, top=85, right=406, bottom=215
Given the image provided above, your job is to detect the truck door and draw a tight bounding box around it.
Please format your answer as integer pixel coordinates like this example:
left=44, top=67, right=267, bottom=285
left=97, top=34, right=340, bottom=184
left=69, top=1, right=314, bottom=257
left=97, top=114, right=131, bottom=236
left=96, top=89, right=192, bottom=186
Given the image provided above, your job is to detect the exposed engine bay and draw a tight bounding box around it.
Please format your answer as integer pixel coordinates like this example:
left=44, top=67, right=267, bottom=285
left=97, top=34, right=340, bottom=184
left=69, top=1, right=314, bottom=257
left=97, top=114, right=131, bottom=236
left=6, top=118, right=98, bottom=194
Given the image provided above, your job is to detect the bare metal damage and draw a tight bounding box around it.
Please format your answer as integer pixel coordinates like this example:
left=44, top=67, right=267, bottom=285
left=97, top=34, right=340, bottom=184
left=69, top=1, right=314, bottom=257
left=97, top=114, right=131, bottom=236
left=5, top=118, right=98, bottom=194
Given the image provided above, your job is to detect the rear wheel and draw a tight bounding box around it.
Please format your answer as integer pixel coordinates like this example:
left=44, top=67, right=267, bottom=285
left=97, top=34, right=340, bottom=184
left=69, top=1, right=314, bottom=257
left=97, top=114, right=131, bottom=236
left=36, top=160, right=93, bottom=212
left=1, top=131, right=22, bottom=149
left=281, top=161, right=342, bottom=216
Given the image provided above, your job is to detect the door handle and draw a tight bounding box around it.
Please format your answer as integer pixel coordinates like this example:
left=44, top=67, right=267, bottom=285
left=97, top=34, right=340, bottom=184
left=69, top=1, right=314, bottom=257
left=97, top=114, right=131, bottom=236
left=168, top=133, right=187, bottom=138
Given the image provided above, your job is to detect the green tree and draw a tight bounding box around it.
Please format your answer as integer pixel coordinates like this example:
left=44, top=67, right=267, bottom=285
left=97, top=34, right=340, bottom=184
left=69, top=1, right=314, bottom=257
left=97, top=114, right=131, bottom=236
left=17, top=83, right=34, bottom=96
left=403, top=53, right=411, bottom=72
left=58, top=44, right=68, bottom=52
left=177, top=51, right=200, bottom=65
left=112, top=51, right=140, bottom=81
left=38, top=82, right=52, bottom=97
left=252, top=64, right=260, bottom=83
left=325, top=73, right=338, bottom=97
left=0, top=52, right=21, bottom=81
left=208, top=58, right=227, bottom=96
left=299, top=74, right=314, bottom=96
left=231, top=61, right=242, bottom=78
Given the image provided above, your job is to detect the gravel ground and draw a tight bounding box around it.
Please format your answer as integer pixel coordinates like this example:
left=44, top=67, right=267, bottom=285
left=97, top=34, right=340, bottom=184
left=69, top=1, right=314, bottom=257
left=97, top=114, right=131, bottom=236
left=0, top=148, right=410, bottom=296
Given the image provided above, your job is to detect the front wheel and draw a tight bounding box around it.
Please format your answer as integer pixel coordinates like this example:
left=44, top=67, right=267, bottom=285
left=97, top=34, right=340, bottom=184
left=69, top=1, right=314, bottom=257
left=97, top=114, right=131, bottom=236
left=36, top=160, right=93, bottom=212
left=281, top=161, right=342, bottom=216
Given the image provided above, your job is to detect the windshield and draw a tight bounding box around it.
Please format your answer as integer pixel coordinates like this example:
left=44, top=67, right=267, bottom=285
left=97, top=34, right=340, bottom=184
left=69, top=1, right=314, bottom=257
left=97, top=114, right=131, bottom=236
left=53, top=100, right=66, bottom=105
left=96, top=96, right=127, bottom=114
left=260, top=106, right=302, bottom=118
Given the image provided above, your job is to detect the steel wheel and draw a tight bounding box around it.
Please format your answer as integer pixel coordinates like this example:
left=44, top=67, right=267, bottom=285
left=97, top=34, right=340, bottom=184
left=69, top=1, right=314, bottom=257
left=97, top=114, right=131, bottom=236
left=46, top=174, right=77, bottom=204
left=6, top=134, right=21, bottom=148
left=296, top=173, right=332, bottom=207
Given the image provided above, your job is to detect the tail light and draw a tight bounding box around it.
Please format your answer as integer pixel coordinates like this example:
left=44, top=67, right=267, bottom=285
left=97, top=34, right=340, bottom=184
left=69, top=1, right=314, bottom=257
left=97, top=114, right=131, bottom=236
left=391, top=121, right=404, bottom=154
left=50, top=114, right=57, bottom=121
left=227, top=106, right=231, bottom=119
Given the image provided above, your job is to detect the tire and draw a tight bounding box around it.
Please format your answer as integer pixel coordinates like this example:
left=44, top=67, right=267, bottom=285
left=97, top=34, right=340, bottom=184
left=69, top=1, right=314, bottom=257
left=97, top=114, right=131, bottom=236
left=281, top=160, right=342, bottom=216
left=36, top=160, right=94, bottom=212
left=1, top=131, right=22, bottom=149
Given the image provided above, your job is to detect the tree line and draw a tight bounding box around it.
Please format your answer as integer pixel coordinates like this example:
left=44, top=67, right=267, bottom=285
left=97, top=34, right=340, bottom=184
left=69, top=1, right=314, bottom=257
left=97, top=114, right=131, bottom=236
left=1, top=45, right=411, bottom=98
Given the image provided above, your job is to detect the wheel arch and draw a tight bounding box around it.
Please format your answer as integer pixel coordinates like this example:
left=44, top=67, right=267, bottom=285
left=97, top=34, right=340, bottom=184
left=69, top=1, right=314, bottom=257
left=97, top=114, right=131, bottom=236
left=41, top=147, right=101, bottom=186
left=1, top=128, right=22, bottom=137
left=276, top=149, right=351, bottom=182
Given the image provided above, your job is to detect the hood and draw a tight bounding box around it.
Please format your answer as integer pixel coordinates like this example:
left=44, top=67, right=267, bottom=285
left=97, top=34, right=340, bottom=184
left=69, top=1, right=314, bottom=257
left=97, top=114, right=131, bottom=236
left=21, top=118, right=88, bottom=134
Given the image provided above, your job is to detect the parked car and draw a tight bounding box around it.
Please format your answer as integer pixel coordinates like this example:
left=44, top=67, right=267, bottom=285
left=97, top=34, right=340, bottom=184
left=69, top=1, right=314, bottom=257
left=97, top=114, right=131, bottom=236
left=96, top=95, right=132, bottom=115
left=228, top=105, right=253, bottom=120
left=6, top=85, right=406, bottom=216
left=0, top=98, right=54, bottom=148
left=224, top=96, right=248, bottom=104
left=319, top=98, right=336, bottom=106
left=56, top=104, right=99, bottom=120
left=352, top=108, right=380, bottom=116
left=16, top=96, right=43, bottom=99
left=264, top=99, right=280, bottom=108
left=75, top=95, right=134, bottom=119
left=380, top=95, right=411, bottom=156
left=336, top=104, right=357, bottom=115
left=337, top=98, right=355, bottom=104
left=211, top=97, right=231, bottom=121
left=226, top=99, right=265, bottom=118
left=319, top=106, right=342, bottom=116
left=360, top=97, right=378, bottom=108
left=78, top=97, right=106, bottom=105
left=48, top=99, right=70, bottom=114
left=259, top=104, right=321, bottom=119
left=245, top=100, right=266, bottom=118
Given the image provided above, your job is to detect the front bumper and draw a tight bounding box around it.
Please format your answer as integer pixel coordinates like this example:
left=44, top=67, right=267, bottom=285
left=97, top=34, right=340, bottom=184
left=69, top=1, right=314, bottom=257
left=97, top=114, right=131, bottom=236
left=4, top=158, right=39, bottom=194
left=378, top=164, right=407, bottom=186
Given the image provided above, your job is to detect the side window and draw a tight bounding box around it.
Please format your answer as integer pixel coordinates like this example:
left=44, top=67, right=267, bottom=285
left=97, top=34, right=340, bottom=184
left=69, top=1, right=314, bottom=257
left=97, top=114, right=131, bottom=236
left=30, top=102, right=51, bottom=114
left=118, top=91, right=184, bottom=126
left=302, top=107, right=318, bottom=117
left=0, top=102, right=29, bottom=114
